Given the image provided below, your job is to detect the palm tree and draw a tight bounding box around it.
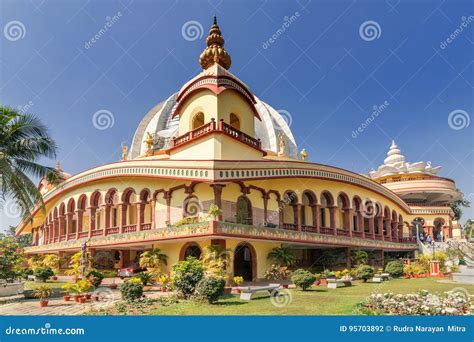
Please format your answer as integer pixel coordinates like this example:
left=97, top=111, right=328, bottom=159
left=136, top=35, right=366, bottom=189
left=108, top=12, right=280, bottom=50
left=201, top=245, right=231, bottom=277
left=0, top=106, right=60, bottom=221
left=267, top=246, right=295, bottom=266
left=139, top=248, right=168, bottom=270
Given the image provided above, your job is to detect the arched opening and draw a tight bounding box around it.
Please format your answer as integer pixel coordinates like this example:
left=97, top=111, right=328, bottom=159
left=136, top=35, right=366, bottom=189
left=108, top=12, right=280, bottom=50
left=230, top=113, right=240, bottom=130
left=352, top=197, right=362, bottom=232
left=374, top=202, right=382, bottom=236
left=90, top=191, right=102, bottom=231
left=191, top=112, right=205, bottom=130
left=282, top=191, right=298, bottom=230
left=67, top=198, right=76, bottom=234
left=301, top=191, right=317, bottom=228
left=236, top=196, right=252, bottom=225
left=383, top=206, right=391, bottom=237
left=233, top=243, right=256, bottom=281
left=433, top=218, right=445, bottom=242
left=320, top=191, right=334, bottom=231
left=412, top=217, right=425, bottom=241
left=336, top=193, right=350, bottom=232
left=361, top=199, right=374, bottom=235
left=105, top=189, right=119, bottom=230
left=139, top=189, right=152, bottom=229
left=180, top=243, right=202, bottom=260
left=122, top=188, right=137, bottom=230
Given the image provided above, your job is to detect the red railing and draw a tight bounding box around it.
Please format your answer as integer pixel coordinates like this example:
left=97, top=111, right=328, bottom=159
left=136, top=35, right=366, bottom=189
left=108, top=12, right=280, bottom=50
left=67, top=233, right=76, bottom=240
left=91, top=229, right=103, bottom=237
left=123, top=224, right=137, bottom=233
left=337, top=229, right=349, bottom=237
left=282, top=223, right=298, bottom=231
left=170, top=119, right=262, bottom=151
left=141, top=223, right=152, bottom=231
left=77, top=231, right=88, bottom=238
left=352, top=231, right=363, bottom=238
left=301, top=225, right=318, bottom=233
left=374, top=234, right=383, bottom=240
left=320, top=227, right=334, bottom=235
left=60, top=235, right=67, bottom=241
left=106, top=227, right=119, bottom=235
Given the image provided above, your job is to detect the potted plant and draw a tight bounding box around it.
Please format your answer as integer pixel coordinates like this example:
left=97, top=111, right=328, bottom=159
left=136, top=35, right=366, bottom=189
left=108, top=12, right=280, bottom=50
left=61, top=282, right=73, bottom=301
left=320, top=269, right=332, bottom=285
left=104, top=270, right=118, bottom=289
left=158, top=274, right=170, bottom=292
left=233, top=276, right=244, bottom=293
left=69, top=283, right=81, bottom=302
left=135, top=272, right=154, bottom=291
left=76, top=279, right=92, bottom=303
left=139, top=248, right=168, bottom=274
left=313, top=273, right=321, bottom=286
left=35, top=285, right=52, bottom=307
left=208, top=204, right=223, bottom=220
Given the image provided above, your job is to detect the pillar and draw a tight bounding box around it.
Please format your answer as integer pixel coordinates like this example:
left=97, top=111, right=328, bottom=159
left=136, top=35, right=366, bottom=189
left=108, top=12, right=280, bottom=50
left=76, top=209, right=84, bottom=239
left=312, top=204, right=320, bottom=233
left=164, top=191, right=172, bottom=225
left=344, top=208, right=353, bottom=236
left=137, top=201, right=145, bottom=230
left=210, top=184, right=225, bottom=221
left=295, top=204, right=302, bottom=231
left=119, top=203, right=127, bottom=233
left=88, top=206, right=97, bottom=237
left=329, top=206, right=337, bottom=235
left=66, top=213, right=73, bottom=240
left=369, top=216, right=375, bottom=239
left=263, top=193, right=269, bottom=223
left=278, top=201, right=284, bottom=229
left=150, top=199, right=156, bottom=229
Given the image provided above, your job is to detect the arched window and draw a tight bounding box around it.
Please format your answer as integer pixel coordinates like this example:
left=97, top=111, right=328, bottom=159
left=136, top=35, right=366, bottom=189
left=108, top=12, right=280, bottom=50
left=184, top=245, right=202, bottom=259
left=192, top=112, right=204, bottom=130
left=236, top=196, right=252, bottom=225
left=320, top=192, right=334, bottom=228
left=230, top=113, right=240, bottom=130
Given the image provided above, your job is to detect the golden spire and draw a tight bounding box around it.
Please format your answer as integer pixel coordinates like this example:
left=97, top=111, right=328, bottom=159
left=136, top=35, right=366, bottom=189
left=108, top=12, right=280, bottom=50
left=199, top=16, right=232, bottom=70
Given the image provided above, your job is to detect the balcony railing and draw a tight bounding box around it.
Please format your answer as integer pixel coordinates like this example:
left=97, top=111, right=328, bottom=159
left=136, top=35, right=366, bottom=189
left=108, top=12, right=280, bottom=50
left=67, top=233, right=76, bottom=240
left=123, top=224, right=137, bottom=233
left=320, top=227, right=334, bottom=235
left=91, top=229, right=103, bottom=237
left=282, top=223, right=298, bottom=231
left=77, top=231, right=88, bottom=238
left=337, top=229, right=349, bottom=237
left=301, top=225, right=318, bottom=233
left=352, top=231, right=364, bottom=238
left=141, top=223, right=152, bottom=231
left=170, top=119, right=262, bottom=151
left=106, top=227, right=119, bottom=235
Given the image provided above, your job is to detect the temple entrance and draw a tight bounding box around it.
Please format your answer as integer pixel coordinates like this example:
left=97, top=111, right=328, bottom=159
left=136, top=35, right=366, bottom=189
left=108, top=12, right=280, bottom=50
left=234, top=243, right=254, bottom=281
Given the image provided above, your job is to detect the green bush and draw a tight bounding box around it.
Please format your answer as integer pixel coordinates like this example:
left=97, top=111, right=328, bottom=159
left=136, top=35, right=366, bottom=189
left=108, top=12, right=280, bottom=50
left=19, top=268, right=33, bottom=280
left=172, top=257, right=204, bottom=298
left=385, top=260, right=404, bottom=278
left=354, top=265, right=374, bottom=282
left=195, top=276, right=225, bottom=303
left=120, top=282, right=143, bottom=301
left=291, top=269, right=316, bottom=291
left=33, top=267, right=54, bottom=282
left=86, top=270, right=105, bottom=288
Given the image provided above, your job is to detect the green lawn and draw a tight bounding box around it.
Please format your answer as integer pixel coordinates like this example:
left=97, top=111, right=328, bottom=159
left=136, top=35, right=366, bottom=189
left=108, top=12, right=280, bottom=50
left=149, top=278, right=474, bottom=315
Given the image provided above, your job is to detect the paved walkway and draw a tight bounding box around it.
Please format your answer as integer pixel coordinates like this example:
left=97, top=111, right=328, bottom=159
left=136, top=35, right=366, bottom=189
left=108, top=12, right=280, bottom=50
left=0, top=288, right=169, bottom=316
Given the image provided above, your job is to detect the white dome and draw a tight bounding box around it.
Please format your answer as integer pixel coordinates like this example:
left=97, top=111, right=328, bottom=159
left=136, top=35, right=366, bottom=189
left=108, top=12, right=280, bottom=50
left=129, top=93, right=298, bottom=159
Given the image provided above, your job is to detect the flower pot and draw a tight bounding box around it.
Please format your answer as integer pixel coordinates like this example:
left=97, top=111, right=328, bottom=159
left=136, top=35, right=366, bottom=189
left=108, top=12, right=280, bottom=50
left=320, top=279, right=328, bottom=285
left=313, top=281, right=320, bottom=286
left=161, top=287, right=167, bottom=293
left=39, top=300, right=48, bottom=307
left=84, top=293, right=92, bottom=299
left=283, top=284, right=289, bottom=289
left=63, top=295, right=70, bottom=301
left=143, top=285, right=152, bottom=292
left=109, top=284, right=118, bottom=290
left=224, top=287, right=232, bottom=294
left=73, top=295, right=81, bottom=302
left=52, top=276, right=58, bottom=281
left=78, top=297, right=86, bottom=303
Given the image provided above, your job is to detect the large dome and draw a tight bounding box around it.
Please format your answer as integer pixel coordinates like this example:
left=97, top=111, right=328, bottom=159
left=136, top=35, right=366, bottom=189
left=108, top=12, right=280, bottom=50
left=129, top=92, right=298, bottom=159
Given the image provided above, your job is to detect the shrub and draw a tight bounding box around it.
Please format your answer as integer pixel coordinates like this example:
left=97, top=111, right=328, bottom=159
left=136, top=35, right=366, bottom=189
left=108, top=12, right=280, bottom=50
left=19, top=268, right=33, bottom=280
left=33, top=267, right=54, bottom=282
left=120, top=281, right=143, bottom=301
left=264, top=264, right=291, bottom=280
left=385, top=260, right=404, bottom=278
left=354, top=265, right=374, bottom=282
left=172, top=257, right=204, bottom=298
left=195, top=277, right=225, bottom=304
left=34, top=285, right=53, bottom=300
left=291, top=269, right=315, bottom=291
left=135, top=272, right=154, bottom=286
left=86, top=270, right=104, bottom=288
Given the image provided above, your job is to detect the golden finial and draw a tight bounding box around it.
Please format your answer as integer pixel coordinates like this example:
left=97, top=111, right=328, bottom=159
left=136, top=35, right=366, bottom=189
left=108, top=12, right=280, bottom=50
left=300, top=148, right=308, bottom=161
left=121, top=144, right=128, bottom=161
left=144, top=132, right=154, bottom=156
left=278, top=133, right=287, bottom=157
left=199, top=16, right=232, bottom=70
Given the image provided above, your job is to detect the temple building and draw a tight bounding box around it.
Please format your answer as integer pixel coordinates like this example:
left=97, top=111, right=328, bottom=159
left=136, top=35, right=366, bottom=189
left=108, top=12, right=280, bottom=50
left=17, top=18, right=463, bottom=279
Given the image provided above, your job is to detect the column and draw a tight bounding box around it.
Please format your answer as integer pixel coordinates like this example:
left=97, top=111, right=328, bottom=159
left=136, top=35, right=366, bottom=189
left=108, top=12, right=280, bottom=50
left=385, top=218, right=391, bottom=240
left=312, top=204, right=320, bottom=233
left=137, top=201, right=145, bottom=230
left=344, top=208, right=353, bottom=236
left=329, top=206, right=337, bottom=235
left=357, top=211, right=364, bottom=237
left=262, top=193, right=269, bottom=223
left=104, top=204, right=111, bottom=231
left=164, top=191, right=172, bottom=225
left=119, top=203, right=127, bottom=233
left=88, top=206, right=97, bottom=238
left=66, top=212, right=73, bottom=240
left=377, top=216, right=384, bottom=237
left=210, top=184, right=225, bottom=221
left=150, top=199, right=156, bottom=229
left=58, top=215, right=66, bottom=240
left=278, top=201, right=284, bottom=229
left=76, top=209, right=84, bottom=239
left=295, top=204, right=302, bottom=231
left=369, top=216, right=375, bottom=239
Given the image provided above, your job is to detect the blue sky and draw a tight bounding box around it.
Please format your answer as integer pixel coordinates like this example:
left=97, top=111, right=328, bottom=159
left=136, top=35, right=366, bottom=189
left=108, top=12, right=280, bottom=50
left=1, top=0, right=473, bottom=229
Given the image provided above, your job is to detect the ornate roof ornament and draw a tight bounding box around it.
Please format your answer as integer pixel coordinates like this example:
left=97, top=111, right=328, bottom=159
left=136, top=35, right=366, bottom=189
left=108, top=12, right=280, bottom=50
left=199, top=16, right=232, bottom=70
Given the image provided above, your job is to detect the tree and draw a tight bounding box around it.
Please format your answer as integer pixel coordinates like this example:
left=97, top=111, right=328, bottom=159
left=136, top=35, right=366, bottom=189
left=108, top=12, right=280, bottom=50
left=0, top=237, right=24, bottom=280
left=201, top=245, right=231, bottom=278
left=139, top=248, right=168, bottom=270
left=0, top=106, right=61, bottom=222
left=463, top=219, right=473, bottom=239
left=267, top=246, right=295, bottom=266
left=0, top=225, right=31, bottom=247
left=451, top=197, right=470, bottom=221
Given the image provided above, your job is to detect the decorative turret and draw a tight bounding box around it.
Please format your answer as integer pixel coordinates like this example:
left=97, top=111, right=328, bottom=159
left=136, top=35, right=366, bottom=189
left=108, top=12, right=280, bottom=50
left=383, top=140, right=406, bottom=166
left=199, top=16, right=232, bottom=70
